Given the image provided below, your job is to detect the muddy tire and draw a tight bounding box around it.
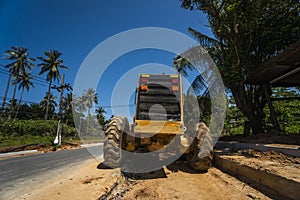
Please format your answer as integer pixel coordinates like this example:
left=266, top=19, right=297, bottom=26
left=187, top=122, right=213, bottom=171
left=103, top=116, right=129, bottom=168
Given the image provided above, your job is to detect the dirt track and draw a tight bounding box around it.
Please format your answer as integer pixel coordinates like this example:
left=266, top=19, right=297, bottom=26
left=17, top=158, right=269, bottom=200
left=121, top=161, right=269, bottom=200
left=9, top=142, right=299, bottom=200
left=18, top=159, right=120, bottom=200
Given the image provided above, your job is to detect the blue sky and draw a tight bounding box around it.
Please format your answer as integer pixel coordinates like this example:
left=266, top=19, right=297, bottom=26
left=0, top=0, right=212, bottom=118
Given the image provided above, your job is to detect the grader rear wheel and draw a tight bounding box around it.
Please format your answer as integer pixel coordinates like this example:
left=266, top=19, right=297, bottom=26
left=103, top=116, right=129, bottom=168
left=187, top=122, right=213, bottom=171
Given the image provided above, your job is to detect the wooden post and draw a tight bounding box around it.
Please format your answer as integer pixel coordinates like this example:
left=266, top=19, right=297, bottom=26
left=263, top=85, right=281, bottom=132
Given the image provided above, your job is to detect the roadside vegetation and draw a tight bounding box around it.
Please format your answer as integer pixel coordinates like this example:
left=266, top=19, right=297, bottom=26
left=176, top=0, right=300, bottom=136
left=0, top=48, right=108, bottom=150
left=223, top=87, right=300, bottom=136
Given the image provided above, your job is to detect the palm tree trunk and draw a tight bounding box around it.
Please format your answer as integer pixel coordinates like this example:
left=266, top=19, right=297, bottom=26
left=58, top=74, right=65, bottom=118
left=1, top=73, right=11, bottom=113
left=11, top=77, right=18, bottom=103
left=14, top=87, right=24, bottom=120
left=87, top=107, right=90, bottom=135
left=9, top=76, right=19, bottom=119
left=45, top=79, right=52, bottom=120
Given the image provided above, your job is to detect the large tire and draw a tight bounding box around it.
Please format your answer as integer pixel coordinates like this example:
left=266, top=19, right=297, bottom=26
left=103, top=116, right=129, bottom=168
left=187, top=122, right=213, bottom=171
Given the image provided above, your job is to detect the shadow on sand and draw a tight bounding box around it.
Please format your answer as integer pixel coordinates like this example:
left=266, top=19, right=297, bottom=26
left=97, top=157, right=207, bottom=180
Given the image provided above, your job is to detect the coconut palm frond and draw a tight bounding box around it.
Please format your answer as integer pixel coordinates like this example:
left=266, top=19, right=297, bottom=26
left=173, top=55, right=195, bottom=77
left=188, top=27, right=219, bottom=49
left=187, top=74, right=208, bottom=95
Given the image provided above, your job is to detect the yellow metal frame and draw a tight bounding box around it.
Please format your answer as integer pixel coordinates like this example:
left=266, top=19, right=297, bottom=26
left=134, top=120, right=184, bottom=134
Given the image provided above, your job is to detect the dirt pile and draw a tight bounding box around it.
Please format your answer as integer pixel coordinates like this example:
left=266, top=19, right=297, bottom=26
left=214, top=149, right=300, bottom=199
left=227, top=149, right=300, bottom=182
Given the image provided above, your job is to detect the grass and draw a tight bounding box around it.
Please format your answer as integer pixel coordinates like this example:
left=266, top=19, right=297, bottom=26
left=0, top=135, right=81, bottom=148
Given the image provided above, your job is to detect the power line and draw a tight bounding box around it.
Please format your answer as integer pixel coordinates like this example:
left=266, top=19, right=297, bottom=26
left=0, top=95, right=135, bottom=109
left=0, top=69, right=10, bottom=75
left=0, top=68, right=65, bottom=90
left=101, top=105, right=135, bottom=107
left=0, top=68, right=60, bottom=85
left=0, top=68, right=126, bottom=109
left=0, top=68, right=100, bottom=99
left=0, top=108, right=45, bottom=115
left=0, top=96, right=40, bottom=105
left=31, top=80, right=49, bottom=88
left=0, top=70, right=49, bottom=88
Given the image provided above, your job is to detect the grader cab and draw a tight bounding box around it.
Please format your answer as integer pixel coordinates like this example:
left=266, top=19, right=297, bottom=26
left=103, top=74, right=213, bottom=171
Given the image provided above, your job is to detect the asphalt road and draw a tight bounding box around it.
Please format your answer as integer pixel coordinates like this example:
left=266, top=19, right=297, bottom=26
left=0, top=144, right=103, bottom=199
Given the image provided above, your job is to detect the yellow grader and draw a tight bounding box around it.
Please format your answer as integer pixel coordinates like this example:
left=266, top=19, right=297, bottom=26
left=103, top=74, right=213, bottom=172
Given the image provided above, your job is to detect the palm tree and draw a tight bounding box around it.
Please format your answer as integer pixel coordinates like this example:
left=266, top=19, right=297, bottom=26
left=40, top=93, right=58, bottom=119
left=96, top=106, right=107, bottom=129
left=173, top=27, right=223, bottom=96
left=1, top=67, right=12, bottom=114
left=80, top=88, right=98, bottom=135
left=6, top=99, right=17, bottom=116
left=14, top=73, right=34, bottom=119
left=96, top=106, right=106, bottom=116
left=37, top=49, right=68, bottom=120
left=2, top=46, right=35, bottom=114
left=81, top=88, right=98, bottom=117
left=62, top=92, right=73, bottom=114
left=61, top=92, right=74, bottom=125
left=173, top=55, right=208, bottom=95
left=74, top=95, right=87, bottom=114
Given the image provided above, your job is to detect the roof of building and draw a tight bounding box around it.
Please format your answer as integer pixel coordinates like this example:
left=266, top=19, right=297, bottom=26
left=247, top=40, right=300, bottom=87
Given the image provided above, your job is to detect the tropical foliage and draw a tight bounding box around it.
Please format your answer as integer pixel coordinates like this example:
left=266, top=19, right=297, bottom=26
left=265, top=87, right=300, bottom=134
left=37, top=49, right=68, bottom=120
left=0, top=119, right=76, bottom=137
left=0, top=47, right=107, bottom=148
left=14, top=73, right=35, bottom=119
left=2, top=47, right=35, bottom=117
left=96, top=106, right=108, bottom=129
left=177, top=0, right=300, bottom=134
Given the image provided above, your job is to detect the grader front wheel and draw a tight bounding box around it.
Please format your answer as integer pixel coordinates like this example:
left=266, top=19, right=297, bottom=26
left=187, top=122, right=213, bottom=171
left=103, top=116, right=129, bottom=168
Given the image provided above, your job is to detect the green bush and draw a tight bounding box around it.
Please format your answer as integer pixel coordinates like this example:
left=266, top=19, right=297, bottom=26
left=0, top=135, right=53, bottom=148
left=0, top=119, right=77, bottom=137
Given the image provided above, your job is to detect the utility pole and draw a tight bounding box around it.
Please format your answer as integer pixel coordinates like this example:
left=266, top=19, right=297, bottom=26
left=59, top=74, right=65, bottom=117
left=52, top=74, right=73, bottom=146
left=57, top=74, right=65, bottom=146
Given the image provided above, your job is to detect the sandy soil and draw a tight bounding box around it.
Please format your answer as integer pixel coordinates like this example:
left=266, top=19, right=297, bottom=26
left=18, top=159, right=120, bottom=200
left=223, top=149, right=300, bottom=182
left=10, top=148, right=299, bottom=200
left=14, top=158, right=270, bottom=200
left=120, top=161, right=270, bottom=200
